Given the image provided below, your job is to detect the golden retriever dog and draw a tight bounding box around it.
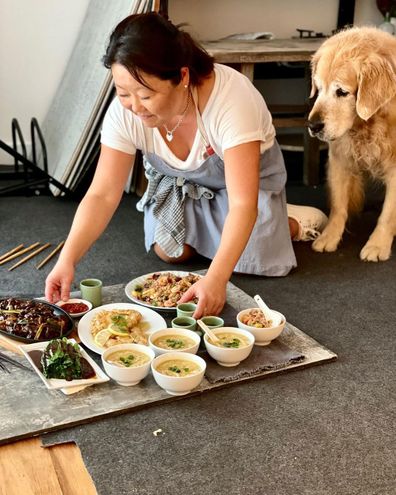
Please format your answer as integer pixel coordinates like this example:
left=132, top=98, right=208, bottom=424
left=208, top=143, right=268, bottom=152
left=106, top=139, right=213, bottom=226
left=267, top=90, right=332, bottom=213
left=308, top=26, right=396, bottom=261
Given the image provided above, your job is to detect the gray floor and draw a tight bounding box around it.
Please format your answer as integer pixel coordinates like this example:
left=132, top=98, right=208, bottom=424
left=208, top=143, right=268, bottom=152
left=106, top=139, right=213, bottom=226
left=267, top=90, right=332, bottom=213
left=1, top=184, right=395, bottom=495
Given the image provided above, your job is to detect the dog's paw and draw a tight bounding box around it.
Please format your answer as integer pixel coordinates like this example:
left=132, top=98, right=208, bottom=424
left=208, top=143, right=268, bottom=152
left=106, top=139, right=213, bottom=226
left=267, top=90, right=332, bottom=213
left=360, top=243, right=391, bottom=262
left=312, top=232, right=341, bottom=252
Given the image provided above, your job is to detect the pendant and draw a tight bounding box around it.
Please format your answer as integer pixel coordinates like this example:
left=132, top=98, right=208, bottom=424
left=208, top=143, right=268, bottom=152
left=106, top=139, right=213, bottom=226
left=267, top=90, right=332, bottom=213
left=166, top=131, right=173, bottom=142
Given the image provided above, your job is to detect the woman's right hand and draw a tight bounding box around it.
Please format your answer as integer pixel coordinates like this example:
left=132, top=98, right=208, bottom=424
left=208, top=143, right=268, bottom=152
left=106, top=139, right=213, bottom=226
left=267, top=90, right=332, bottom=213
left=45, top=260, right=75, bottom=303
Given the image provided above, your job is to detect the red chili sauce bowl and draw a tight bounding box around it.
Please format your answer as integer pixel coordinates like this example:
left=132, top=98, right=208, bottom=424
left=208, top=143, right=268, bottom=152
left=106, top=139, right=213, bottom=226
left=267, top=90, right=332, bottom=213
left=56, top=298, right=93, bottom=318
left=61, top=302, right=89, bottom=314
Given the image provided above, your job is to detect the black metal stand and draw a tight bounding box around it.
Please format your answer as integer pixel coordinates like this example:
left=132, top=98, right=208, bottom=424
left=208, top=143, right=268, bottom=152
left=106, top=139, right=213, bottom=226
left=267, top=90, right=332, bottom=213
left=0, top=118, right=72, bottom=196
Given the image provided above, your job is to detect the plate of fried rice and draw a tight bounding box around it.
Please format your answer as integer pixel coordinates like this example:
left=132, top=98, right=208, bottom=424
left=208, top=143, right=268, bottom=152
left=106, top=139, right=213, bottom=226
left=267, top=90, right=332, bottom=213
left=125, top=271, right=202, bottom=311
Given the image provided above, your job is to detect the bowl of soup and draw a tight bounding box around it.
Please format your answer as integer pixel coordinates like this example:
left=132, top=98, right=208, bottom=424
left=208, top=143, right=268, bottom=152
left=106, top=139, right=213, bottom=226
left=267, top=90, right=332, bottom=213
left=236, top=308, right=286, bottom=346
left=151, top=351, right=206, bottom=396
left=203, top=327, right=254, bottom=367
left=102, top=343, right=155, bottom=386
left=148, top=328, right=200, bottom=356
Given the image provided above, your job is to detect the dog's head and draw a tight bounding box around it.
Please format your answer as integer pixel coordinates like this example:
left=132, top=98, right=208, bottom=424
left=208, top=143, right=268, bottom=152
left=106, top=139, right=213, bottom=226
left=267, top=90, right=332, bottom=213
left=308, top=27, right=396, bottom=142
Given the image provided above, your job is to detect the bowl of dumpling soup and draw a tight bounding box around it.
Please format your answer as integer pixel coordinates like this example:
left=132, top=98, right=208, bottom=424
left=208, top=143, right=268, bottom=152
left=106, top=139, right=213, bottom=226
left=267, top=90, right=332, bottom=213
left=148, top=328, right=200, bottom=356
left=102, top=343, right=155, bottom=386
left=236, top=308, right=286, bottom=346
left=151, top=351, right=206, bottom=396
left=203, top=327, right=254, bottom=367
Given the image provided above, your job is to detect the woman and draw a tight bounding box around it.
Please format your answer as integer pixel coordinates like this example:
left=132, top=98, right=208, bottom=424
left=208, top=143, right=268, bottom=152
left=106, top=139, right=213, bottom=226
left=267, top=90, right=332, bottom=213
left=45, top=13, right=327, bottom=317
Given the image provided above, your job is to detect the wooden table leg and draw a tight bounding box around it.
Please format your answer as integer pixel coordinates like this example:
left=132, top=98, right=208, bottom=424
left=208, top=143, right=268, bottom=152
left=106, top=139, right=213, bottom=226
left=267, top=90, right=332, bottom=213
left=303, top=130, right=321, bottom=186
left=240, top=63, right=254, bottom=81
left=303, top=63, right=321, bottom=185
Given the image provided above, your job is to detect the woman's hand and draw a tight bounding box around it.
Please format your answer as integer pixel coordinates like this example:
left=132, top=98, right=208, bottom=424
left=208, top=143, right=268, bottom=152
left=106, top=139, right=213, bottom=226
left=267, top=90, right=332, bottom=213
left=45, top=260, right=75, bottom=303
left=178, top=275, right=226, bottom=319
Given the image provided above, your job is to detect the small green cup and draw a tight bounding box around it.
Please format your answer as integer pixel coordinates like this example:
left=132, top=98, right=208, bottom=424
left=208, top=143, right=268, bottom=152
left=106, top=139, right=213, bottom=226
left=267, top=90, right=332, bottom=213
left=176, top=302, right=197, bottom=318
left=200, top=316, right=224, bottom=329
left=171, top=316, right=197, bottom=331
left=80, top=278, right=102, bottom=307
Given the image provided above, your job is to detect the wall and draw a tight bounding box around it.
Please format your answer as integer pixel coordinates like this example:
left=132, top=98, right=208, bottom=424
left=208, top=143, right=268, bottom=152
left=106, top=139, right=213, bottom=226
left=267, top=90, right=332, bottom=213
left=355, top=0, right=383, bottom=25
left=170, top=0, right=338, bottom=40
left=0, top=0, right=385, bottom=164
left=170, top=0, right=383, bottom=40
left=0, top=0, right=90, bottom=163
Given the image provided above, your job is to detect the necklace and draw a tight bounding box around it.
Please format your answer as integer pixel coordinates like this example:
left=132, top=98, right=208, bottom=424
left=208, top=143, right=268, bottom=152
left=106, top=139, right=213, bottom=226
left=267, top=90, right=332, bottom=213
left=163, top=92, right=191, bottom=142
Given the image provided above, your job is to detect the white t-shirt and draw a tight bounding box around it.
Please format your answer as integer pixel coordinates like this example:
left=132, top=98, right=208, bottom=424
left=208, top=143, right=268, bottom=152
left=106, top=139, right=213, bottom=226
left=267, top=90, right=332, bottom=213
left=101, top=63, right=275, bottom=171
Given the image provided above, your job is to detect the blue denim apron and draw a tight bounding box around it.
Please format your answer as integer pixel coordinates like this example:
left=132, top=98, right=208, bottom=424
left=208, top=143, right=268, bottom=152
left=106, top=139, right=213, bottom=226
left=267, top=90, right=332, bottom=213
left=138, top=135, right=296, bottom=276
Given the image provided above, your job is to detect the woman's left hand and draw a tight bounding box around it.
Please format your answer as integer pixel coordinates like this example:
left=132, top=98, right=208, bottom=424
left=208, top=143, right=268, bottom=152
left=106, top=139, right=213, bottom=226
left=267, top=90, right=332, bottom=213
left=178, top=275, right=226, bottom=319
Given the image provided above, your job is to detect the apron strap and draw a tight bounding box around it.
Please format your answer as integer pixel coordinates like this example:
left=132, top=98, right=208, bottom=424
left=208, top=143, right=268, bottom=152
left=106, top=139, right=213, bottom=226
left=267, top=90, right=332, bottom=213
left=191, top=87, right=216, bottom=159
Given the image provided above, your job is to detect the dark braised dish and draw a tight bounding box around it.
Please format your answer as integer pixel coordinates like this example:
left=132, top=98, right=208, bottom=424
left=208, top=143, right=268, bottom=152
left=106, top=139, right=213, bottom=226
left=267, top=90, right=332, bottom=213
left=0, top=298, right=71, bottom=341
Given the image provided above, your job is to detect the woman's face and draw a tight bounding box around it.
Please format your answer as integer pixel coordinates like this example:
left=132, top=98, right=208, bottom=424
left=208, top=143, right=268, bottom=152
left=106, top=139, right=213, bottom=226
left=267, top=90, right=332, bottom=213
left=111, top=63, right=188, bottom=127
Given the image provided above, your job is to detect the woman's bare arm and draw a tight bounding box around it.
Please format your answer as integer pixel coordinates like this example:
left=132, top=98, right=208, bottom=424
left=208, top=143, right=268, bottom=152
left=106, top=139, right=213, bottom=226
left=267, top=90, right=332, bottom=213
left=45, top=145, right=135, bottom=301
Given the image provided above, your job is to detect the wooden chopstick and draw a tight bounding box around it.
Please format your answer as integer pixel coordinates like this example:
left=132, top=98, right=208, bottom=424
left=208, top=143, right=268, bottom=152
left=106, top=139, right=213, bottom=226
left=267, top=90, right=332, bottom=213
left=0, top=333, right=24, bottom=354
left=0, top=244, right=24, bottom=262
left=8, top=243, right=51, bottom=271
left=0, top=351, right=33, bottom=372
left=0, top=242, right=40, bottom=266
left=36, top=240, right=65, bottom=269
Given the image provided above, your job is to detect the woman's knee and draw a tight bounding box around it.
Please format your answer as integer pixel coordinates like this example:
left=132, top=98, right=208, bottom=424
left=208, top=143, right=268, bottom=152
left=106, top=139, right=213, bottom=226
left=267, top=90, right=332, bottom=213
left=153, top=243, right=196, bottom=264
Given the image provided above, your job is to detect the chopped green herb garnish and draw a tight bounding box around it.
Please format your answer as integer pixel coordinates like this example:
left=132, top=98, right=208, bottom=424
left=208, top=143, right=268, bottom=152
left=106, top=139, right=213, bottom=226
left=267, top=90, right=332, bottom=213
left=119, top=354, right=135, bottom=367
left=221, top=338, right=241, bottom=348
left=169, top=366, right=181, bottom=373
left=110, top=314, right=128, bottom=328
left=165, top=338, right=184, bottom=349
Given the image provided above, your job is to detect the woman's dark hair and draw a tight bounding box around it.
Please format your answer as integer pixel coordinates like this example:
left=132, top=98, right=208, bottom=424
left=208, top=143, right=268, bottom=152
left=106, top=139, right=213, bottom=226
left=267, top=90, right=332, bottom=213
left=103, top=12, right=214, bottom=87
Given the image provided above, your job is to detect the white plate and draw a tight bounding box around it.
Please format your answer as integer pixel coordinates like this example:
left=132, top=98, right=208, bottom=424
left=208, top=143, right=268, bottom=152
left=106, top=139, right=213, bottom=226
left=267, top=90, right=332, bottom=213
left=77, top=302, right=167, bottom=355
left=19, top=339, right=110, bottom=390
left=124, top=271, right=202, bottom=311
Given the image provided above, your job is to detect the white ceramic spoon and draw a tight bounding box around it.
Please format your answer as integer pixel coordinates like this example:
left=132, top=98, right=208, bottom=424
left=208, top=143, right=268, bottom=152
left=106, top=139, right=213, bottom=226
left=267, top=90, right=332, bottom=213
left=253, top=295, right=283, bottom=326
left=197, top=319, right=220, bottom=344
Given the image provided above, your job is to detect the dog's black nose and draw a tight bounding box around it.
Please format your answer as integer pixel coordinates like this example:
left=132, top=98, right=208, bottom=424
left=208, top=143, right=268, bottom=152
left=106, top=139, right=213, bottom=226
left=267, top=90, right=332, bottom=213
left=308, top=120, right=325, bottom=134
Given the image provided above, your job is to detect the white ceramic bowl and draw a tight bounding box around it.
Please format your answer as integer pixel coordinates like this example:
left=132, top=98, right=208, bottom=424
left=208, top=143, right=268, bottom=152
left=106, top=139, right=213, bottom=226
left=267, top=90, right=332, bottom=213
left=102, top=343, right=155, bottom=386
left=55, top=298, right=93, bottom=318
left=203, top=327, right=254, bottom=367
left=149, top=328, right=200, bottom=356
left=236, top=308, right=286, bottom=346
left=151, top=351, right=206, bottom=396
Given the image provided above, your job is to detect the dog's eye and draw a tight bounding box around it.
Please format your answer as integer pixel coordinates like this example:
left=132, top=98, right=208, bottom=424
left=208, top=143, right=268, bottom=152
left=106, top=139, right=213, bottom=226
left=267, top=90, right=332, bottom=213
left=336, top=88, right=349, bottom=97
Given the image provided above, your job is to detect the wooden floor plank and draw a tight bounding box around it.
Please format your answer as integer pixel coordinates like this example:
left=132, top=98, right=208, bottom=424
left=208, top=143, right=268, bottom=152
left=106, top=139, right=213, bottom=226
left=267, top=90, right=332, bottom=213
left=0, top=437, right=97, bottom=495
left=0, top=438, right=63, bottom=495
left=48, top=442, right=97, bottom=495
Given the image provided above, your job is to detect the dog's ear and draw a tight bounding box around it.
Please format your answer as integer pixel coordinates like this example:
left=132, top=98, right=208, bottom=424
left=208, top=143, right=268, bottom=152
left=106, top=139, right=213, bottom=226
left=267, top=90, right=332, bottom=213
left=356, top=55, right=396, bottom=120
left=309, top=55, right=318, bottom=98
